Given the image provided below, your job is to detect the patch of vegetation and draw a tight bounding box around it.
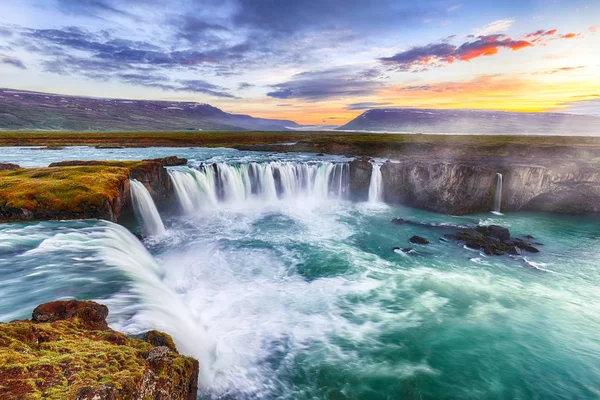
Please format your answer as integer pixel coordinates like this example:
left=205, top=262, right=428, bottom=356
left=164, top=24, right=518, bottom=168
left=0, top=165, right=132, bottom=212
left=0, top=318, right=153, bottom=399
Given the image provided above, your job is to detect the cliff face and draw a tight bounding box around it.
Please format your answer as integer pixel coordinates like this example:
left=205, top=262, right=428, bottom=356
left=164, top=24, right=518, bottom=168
left=380, top=160, right=497, bottom=214
left=0, top=300, right=199, bottom=400
left=375, top=160, right=600, bottom=214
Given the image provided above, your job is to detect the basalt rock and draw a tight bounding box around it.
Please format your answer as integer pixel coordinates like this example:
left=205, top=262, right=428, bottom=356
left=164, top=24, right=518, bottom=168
left=144, top=156, right=188, bottom=167
left=379, top=160, right=600, bottom=215
left=348, top=157, right=373, bottom=201
left=444, top=225, right=540, bottom=256
left=0, top=300, right=199, bottom=400
left=409, top=235, right=429, bottom=244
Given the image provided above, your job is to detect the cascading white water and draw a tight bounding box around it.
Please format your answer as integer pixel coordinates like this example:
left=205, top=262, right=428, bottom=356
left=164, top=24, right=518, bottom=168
left=129, top=179, right=166, bottom=235
left=368, top=164, right=384, bottom=203
left=91, top=222, right=216, bottom=385
left=168, top=161, right=349, bottom=212
left=493, top=173, right=503, bottom=214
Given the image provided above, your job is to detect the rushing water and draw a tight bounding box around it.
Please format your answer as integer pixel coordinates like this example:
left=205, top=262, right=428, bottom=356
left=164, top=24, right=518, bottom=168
left=130, top=179, right=166, bottom=236
left=1, top=146, right=600, bottom=399
left=493, top=173, right=503, bottom=214
left=368, top=163, right=384, bottom=203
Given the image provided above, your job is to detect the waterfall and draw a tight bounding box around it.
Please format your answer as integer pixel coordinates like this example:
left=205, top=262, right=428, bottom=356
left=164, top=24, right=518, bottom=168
left=168, top=161, right=349, bottom=212
left=93, top=222, right=216, bottom=385
left=493, top=173, right=503, bottom=214
left=368, top=164, right=384, bottom=203
left=129, top=179, right=166, bottom=235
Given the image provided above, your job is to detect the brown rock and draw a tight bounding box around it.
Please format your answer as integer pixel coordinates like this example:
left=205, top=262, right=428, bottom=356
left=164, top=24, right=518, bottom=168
left=0, top=162, right=20, bottom=170
left=143, top=156, right=188, bottom=166
left=142, top=330, right=178, bottom=353
left=32, top=300, right=109, bottom=330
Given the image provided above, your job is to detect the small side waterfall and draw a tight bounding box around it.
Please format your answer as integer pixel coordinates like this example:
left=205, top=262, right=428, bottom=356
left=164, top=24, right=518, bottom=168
left=168, top=161, right=350, bottom=212
left=368, top=164, right=384, bottom=203
left=129, top=179, right=166, bottom=235
left=492, top=173, right=503, bottom=214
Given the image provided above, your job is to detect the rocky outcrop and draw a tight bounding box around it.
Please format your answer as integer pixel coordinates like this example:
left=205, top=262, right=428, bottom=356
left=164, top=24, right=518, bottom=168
left=0, top=162, right=20, bottom=170
left=0, top=157, right=181, bottom=223
left=378, top=160, right=600, bottom=214
left=444, top=225, right=540, bottom=255
left=144, top=156, right=188, bottom=167
left=348, top=157, right=373, bottom=201
left=0, top=300, right=199, bottom=400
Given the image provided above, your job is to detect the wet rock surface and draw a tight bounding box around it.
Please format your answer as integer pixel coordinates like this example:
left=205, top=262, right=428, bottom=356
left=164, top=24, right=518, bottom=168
left=409, top=235, right=430, bottom=244
left=444, top=225, right=540, bottom=255
left=392, top=218, right=541, bottom=256
left=0, top=300, right=199, bottom=400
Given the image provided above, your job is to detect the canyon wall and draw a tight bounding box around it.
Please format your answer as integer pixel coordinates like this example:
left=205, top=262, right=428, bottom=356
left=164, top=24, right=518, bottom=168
left=356, top=159, right=600, bottom=214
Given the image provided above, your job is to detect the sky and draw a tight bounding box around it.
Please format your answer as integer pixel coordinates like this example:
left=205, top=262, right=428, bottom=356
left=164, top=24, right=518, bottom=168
left=0, top=0, right=599, bottom=125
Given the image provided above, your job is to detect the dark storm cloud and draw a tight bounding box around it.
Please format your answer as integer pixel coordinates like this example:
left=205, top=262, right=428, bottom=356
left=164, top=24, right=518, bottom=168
left=345, top=102, right=393, bottom=110
left=267, top=68, right=382, bottom=101
left=0, top=55, right=26, bottom=69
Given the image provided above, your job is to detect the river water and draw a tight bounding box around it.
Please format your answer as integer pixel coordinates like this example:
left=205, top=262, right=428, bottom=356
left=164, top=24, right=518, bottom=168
left=1, top=146, right=599, bottom=399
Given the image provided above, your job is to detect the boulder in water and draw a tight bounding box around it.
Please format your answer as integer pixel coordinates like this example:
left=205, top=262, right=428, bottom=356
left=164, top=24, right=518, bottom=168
left=445, top=224, right=540, bottom=256
left=410, top=235, right=429, bottom=244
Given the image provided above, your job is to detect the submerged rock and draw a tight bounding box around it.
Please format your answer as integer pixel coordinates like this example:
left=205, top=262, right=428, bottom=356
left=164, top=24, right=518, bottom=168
left=0, top=300, right=199, bottom=400
left=409, top=235, right=429, bottom=244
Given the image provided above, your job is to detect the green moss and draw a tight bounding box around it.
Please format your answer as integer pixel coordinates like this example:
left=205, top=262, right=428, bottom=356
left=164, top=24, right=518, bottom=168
left=0, top=166, right=132, bottom=212
left=0, top=319, right=152, bottom=399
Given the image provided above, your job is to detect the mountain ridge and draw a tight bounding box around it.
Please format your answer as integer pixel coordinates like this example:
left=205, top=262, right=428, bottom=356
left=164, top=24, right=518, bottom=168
left=338, top=108, right=600, bottom=135
left=0, top=88, right=299, bottom=132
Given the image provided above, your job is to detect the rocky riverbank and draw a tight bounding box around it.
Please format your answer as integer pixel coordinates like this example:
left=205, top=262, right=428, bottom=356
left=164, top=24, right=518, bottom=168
left=0, top=300, right=199, bottom=399
left=0, top=157, right=186, bottom=223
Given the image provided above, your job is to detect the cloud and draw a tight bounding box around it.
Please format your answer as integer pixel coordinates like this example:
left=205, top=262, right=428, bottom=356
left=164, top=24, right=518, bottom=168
left=591, top=25, right=599, bottom=34
left=345, top=101, right=393, bottom=110
left=267, top=68, right=382, bottom=100
left=472, top=18, right=515, bottom=36
left=447, top=4, right=462, bottom=12
left=55, top=0, right=139, bottom=19
left=535, top=66, right=587, bottom=75
left=526, top=29, right=557, bottom=42
left=116, top=73, right=237, bottom=98
left=238, top=82, right=255, bottom=90
left=380, top=34, right=533, bottom=71
left=559, top=32, right=582, bottom=39
left=0, top=54, right=26, bottom=69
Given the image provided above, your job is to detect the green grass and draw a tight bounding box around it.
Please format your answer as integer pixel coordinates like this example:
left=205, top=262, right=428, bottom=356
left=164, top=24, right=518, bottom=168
left=1, top=130, right=600, bottom=149
left=0, top=163, right=143, bottom=212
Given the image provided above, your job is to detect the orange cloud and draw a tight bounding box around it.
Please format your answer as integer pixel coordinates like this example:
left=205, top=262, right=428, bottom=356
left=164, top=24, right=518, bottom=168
left=379, top=29, right=577, bottom=72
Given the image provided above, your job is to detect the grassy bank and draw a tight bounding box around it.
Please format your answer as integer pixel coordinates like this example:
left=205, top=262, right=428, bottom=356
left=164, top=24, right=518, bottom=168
left=2, top=131, right=600, bottom=149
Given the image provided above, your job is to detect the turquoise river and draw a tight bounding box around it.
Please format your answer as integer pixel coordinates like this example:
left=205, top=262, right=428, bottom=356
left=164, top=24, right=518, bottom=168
left=1, top=146, right=599, bottom=399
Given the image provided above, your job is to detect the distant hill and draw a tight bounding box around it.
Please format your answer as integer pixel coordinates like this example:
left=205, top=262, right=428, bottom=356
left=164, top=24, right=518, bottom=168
left=338, top=108, right=600, bottom=135
left=0, top=89, right=299, bottom=132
